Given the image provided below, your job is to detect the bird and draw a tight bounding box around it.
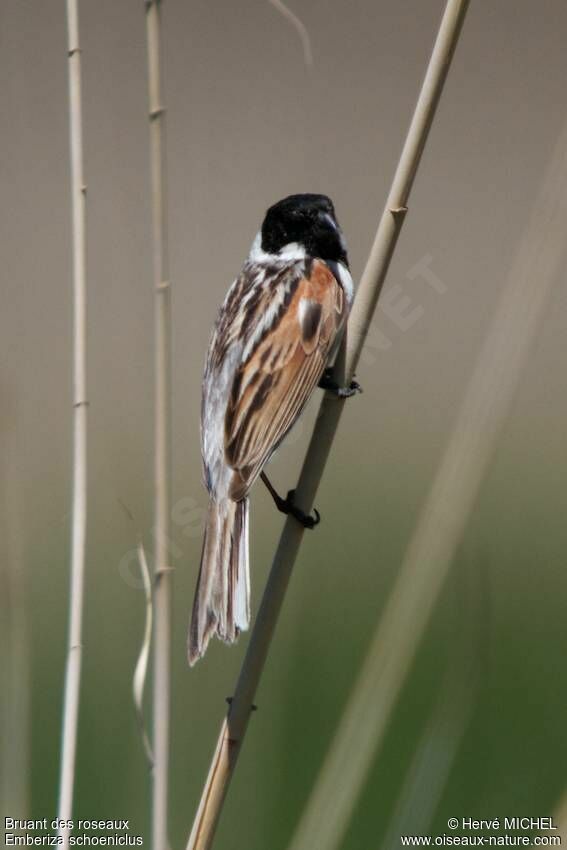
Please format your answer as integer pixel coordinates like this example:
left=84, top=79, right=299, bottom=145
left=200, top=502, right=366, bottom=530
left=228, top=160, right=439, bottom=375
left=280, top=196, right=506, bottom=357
left=188, top=193, right=358, bottom=665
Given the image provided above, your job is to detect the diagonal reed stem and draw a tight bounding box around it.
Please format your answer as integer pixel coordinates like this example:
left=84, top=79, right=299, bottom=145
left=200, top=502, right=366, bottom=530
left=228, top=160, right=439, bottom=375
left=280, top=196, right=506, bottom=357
left=186, top=2, right=470, bottom=848
left=145, top=2, right=172, bottom=849
left=57, top=1, right=88, bottom=846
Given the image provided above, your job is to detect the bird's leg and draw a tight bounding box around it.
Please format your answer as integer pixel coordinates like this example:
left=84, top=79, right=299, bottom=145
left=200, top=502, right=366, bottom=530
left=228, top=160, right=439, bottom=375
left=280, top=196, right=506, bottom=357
left=318, top=367, right=363, bottom=398
left=260, top=472, right=320, bottom=529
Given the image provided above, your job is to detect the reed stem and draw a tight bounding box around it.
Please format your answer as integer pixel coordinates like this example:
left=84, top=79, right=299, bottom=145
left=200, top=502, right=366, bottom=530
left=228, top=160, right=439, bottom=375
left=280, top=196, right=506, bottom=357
left=57, top=1, right=88, bottom=845
left=145, top=2, right=172, bottom=848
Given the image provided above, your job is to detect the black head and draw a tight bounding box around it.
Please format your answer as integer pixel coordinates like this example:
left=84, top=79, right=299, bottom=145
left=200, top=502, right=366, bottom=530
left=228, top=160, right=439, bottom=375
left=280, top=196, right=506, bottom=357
left=261, top=193, right=348, bottom=266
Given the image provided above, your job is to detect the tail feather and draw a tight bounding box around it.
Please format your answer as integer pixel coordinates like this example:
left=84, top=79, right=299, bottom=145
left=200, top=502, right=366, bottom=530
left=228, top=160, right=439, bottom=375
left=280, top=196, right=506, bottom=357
left=188, top=497, right=250, bottom=665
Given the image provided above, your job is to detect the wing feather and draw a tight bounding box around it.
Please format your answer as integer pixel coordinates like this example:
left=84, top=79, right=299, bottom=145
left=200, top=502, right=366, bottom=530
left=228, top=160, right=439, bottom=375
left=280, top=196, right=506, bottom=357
left=225, top=260, right=346, bottom=499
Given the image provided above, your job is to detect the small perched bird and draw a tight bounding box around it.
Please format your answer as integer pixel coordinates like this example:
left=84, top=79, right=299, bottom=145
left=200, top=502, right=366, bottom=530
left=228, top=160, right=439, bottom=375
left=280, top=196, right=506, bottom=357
left=189, top=193, right=356, bottom=665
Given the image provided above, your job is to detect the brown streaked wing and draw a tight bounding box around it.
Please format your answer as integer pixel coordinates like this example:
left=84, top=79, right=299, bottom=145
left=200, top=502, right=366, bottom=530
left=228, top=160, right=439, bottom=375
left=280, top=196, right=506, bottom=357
left=225, top=261, right=346, bottom=499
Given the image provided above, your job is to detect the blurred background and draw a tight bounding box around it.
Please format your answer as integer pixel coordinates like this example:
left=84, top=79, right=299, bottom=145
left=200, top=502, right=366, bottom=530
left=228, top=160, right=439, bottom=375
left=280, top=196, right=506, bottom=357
left=2, top=0, right=567, bottom=847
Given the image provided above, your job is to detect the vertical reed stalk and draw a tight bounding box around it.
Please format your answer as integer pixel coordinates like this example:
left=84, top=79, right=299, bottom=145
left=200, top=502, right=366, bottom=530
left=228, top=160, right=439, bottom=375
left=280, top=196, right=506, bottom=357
left=145, top=3, right=172, bottom=849
left=57, top=1, right=88, bottom=845
left=186, top=2, right=470, bottom=848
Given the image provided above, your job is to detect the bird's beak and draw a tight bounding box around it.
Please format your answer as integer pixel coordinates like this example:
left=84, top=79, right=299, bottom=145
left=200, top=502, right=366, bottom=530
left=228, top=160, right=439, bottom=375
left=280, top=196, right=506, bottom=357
left=320, top=211, right=347, bottom=258
left=320, top=212, right=338, bottom=231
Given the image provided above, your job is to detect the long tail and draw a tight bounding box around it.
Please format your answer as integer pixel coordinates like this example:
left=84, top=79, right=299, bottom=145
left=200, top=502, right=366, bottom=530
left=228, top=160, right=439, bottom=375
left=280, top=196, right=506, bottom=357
left=188, top=497, right=250, bottom=665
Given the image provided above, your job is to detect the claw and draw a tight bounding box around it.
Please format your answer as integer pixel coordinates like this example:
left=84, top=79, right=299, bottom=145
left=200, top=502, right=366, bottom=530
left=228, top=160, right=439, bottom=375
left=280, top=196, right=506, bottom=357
left=260, top=472, right=321, bottom=529
left=336, top=379, right=362, bottom=399
left=318, top=368, right=363, bottom=398
left=284, top=490, right=320, bottom=529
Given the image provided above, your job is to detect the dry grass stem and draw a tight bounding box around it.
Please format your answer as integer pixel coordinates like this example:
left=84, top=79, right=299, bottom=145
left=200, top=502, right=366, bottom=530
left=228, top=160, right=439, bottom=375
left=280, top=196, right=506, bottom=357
left=268, top=0, right=313, bottom=66
left=145, top=2, right=173, bottom=849
left=57, top=1, right=88, bottom=845
left=133, top=543, right=155, bottom=768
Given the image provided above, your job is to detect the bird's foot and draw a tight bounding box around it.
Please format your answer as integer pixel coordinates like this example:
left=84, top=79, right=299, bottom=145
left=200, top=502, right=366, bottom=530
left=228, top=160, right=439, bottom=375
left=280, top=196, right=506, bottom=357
left=260, top=473, right=320, bottom=529
left=279, top=489, right=321, bottom=529
left=318, top=368, right=363, bottom=399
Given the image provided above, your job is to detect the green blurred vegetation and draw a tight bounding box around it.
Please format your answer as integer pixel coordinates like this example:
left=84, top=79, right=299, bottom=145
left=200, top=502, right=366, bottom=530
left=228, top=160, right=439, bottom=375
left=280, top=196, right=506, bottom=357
left=19, top=435, right=567, bottom=848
